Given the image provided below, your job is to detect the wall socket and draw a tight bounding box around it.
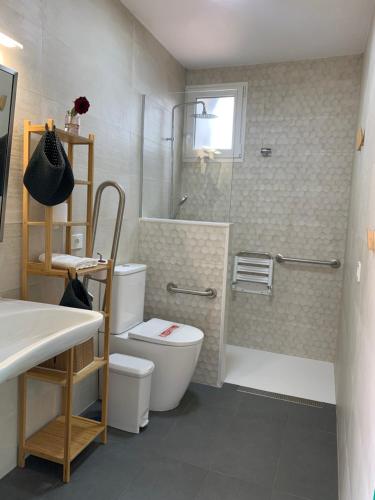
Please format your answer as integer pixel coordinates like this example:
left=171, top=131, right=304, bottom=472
left=356, top=261, right=361, bottom=283
left=71, top=233, right=83, bottom=250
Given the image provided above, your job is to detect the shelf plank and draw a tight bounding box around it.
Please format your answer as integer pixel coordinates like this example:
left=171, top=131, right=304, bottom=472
left=27, top=221, right=89, bottom=227
left=24, top=415, right=105, bottom=464
left=26, top=358, right=107, bottom=386
left=74, top=358, right=107, bottom=384
left=30, top=125, right=93, bottom=145
left=27, top=262, right=110, bottom=278
left=75, top=179, right=91, bottom=186
left=26, top=367, right=66, bottom=385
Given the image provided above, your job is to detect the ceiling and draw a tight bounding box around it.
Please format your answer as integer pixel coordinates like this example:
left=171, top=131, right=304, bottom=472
left=121, top=0, right=375, bottom=69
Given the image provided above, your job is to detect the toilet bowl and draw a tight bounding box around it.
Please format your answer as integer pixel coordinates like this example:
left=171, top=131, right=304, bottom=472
left=111, top=318, right=203, bottom=411
left=104, top=264, right=204, bottom=411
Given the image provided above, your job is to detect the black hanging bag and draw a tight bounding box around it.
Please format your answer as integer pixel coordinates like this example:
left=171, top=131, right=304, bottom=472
left=23, top=124, right=74, bottom=206
left=60, top=271, right=93, bottom=310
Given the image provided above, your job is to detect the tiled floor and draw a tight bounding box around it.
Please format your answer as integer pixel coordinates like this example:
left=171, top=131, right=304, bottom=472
left=0, top=383, right=338, bottom=500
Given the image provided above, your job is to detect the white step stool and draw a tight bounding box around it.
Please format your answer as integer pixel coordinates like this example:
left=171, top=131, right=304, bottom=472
left=108, top=353, right=154, bottom=433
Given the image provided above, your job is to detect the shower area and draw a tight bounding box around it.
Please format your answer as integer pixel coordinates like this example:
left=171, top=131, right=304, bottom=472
left=139, top=56, right=362, bottom=403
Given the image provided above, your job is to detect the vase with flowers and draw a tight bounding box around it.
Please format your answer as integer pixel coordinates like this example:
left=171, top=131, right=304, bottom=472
left=64, top=96, right=90, bottom=135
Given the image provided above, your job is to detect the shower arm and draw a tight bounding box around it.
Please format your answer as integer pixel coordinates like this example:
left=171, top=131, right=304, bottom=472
left=168, top=100, right=206, bottom=143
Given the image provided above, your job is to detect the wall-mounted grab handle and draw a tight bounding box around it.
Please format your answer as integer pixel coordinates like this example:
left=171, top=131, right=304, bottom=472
left=275, top=254, right=341, bottom=269
left=167, top=282, right=217, bottom=299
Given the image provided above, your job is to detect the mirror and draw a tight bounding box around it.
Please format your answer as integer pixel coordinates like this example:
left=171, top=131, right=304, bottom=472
left=0, top=64, right=17, bottom=242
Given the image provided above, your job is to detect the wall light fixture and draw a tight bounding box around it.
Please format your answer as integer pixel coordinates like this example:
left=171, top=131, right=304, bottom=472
left=0, top=32, right=23, bottom=49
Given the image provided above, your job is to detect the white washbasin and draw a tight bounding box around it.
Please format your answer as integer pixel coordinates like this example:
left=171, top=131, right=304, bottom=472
left=0, top=299, right=103, bottom=384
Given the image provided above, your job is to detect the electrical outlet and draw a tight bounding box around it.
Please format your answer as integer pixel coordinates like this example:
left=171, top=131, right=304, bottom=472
left=71, top=233, right=83, bottom=250
left=356, top=261, right=361, bottom=283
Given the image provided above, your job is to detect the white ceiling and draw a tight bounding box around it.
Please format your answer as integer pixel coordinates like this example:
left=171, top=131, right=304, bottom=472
left=121, top=0, right=375, bottom=69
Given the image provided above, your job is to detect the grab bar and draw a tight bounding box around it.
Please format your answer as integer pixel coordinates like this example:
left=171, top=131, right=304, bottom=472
left=275, top=254, right=341, bottom=269
left=167, top=282, right=217, bottom=299
left=91, top=181, right=126, bottom=265
left=83, top=181, right=126, bottom=305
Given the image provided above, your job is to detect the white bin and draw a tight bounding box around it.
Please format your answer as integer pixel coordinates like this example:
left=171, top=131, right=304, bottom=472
left=108, top=353, right=154, bottom=434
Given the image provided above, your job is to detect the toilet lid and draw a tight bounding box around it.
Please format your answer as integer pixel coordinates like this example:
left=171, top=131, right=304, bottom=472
left=128, top=318, right=204, bottom=347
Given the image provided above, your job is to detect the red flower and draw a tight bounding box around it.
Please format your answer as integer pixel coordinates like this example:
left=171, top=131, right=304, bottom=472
left=73, top=96, right=90, bottom=115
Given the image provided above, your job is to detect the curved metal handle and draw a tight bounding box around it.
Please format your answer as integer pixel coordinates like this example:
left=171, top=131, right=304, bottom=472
left=167, top=282, right=217, bottom=299
left=91, top=181, right=126, bottom=264
left=276, top=254, right=341, bottom=269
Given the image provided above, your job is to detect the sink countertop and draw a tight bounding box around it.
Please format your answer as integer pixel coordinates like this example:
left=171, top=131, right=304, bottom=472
left=0, top=299, right=103, bottom=384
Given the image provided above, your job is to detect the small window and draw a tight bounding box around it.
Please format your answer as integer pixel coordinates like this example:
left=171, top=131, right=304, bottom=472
left=183, top=82, right=247, bottom=162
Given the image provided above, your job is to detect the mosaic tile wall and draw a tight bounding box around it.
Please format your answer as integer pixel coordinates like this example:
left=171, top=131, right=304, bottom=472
left=186, top=56, right=362, bottom=361
left=138, top=219, right=231, bottom=386
left=177, top=161, right=233, bottom=222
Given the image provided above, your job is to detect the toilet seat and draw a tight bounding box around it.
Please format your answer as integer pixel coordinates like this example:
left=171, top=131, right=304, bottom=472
left=128, top=318, right=204, bottom=347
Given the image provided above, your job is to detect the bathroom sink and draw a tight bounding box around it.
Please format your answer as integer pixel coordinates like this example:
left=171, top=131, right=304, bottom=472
left=0, top=299, right=103, bottom=384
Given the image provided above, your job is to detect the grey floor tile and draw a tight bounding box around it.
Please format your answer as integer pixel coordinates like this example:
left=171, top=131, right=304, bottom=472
left=195, top=471, right=272, bottom=500
left=42, top=440, right=144, bottom=500
left=274, top=427, right=338, bottom=500
left=210, top=415, right=285, bottom=486
left=0, top=467, right=59, bottom=500
left=187, top=382, right=242, bottom=416
left=272, top=492, right=309, bottom=500
left=0, top=384, right=338, bottom=500
left=236, top=392, right=289, bottom=423
left=107, top=410, right=175, bottom=456
left=286, top=403, right=337, bottom=434
left=118, top=456, right=207, bottom=500
left=160, top=406, right=223, bottom=469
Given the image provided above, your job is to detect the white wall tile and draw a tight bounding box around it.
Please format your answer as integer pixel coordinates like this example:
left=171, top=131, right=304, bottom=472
left=336, top=16, right=375, bottom=500
left=0, top=0, right=185, bottom=479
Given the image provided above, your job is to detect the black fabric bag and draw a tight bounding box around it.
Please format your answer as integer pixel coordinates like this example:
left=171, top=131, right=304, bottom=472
left=60, top=272, right=92, bottom=310
left=23, top=125, right=74, bottom=206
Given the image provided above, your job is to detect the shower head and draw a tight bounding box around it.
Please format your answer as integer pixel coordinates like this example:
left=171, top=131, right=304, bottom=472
left=192, top=110, right=217, bottom=119
left=191, top=103, right=217, bottom=119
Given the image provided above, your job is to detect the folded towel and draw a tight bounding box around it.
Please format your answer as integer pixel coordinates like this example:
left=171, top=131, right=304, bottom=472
left=39, top=253, right=98, bottom=270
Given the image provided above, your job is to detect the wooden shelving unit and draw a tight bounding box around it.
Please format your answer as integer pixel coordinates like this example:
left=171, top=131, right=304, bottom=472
left=19, top=118, right=113, bottom=483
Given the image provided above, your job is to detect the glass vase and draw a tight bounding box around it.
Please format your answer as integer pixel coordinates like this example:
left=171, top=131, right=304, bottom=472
left=64, top=112, right=80, bottom=135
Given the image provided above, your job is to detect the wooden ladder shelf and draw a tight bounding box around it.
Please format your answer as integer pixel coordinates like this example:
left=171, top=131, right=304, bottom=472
left=19, top=118, right=113, bottom=483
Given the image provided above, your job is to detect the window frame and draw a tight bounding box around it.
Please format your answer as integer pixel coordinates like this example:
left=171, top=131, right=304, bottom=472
left=183, top=82, right=248, bottom=162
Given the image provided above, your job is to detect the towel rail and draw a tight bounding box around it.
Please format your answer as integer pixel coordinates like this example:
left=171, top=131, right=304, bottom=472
left=167, top=282, right=217, bottom=299
left=275, top=254, right=341, bottom=269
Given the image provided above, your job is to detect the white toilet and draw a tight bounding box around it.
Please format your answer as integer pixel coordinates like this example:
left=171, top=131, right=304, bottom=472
left=107, top=263, right=204, bottom=411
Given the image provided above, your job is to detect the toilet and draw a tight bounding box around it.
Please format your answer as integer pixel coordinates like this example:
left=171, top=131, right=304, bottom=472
left=106, top=263, right=204, bottom=411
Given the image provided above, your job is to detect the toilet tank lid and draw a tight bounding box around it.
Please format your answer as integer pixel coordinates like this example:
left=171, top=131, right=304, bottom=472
left=114, top=263, right=147, bottom=276
left=109, top=353, right=154, bottom=378
left=128, top=318, right=204, bottom=347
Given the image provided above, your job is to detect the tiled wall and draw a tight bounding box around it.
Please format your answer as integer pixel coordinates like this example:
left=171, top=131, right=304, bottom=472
left=336, top=16, right=375, bottom=500
left=0, top=0, right=185, bottom=479
left=178, top=160, right=233, bottom=222
left=186, top=56, right=362, bottom=361
left=138, top=218, right=231, bottom=386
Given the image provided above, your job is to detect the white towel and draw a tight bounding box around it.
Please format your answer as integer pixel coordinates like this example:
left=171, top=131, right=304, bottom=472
left=39, top=253, right=98, bottom=270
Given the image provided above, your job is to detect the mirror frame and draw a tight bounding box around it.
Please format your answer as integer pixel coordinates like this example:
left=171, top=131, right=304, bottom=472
left=0, top=63, right=17, bottom=242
